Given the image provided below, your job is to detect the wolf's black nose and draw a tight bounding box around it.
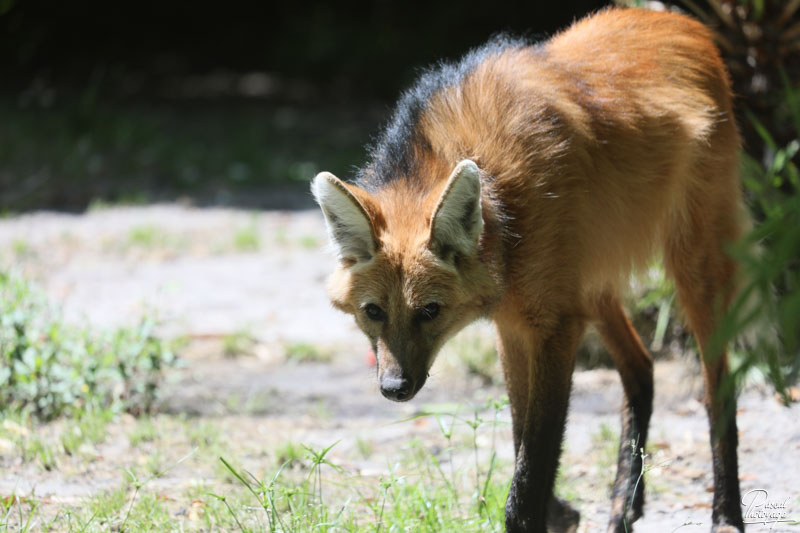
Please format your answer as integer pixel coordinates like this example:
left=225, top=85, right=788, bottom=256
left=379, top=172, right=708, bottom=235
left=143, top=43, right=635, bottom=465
left=380, top=375, right=413, bottom=402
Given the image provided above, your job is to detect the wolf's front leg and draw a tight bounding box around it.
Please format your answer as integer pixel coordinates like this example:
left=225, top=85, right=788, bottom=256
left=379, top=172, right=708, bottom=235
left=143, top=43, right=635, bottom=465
left=497, top=315, right=583, bottom=533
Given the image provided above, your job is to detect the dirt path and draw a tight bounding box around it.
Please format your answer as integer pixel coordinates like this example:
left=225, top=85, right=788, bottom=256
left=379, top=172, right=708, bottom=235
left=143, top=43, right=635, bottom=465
left=1, top=205, right=798, bottom=531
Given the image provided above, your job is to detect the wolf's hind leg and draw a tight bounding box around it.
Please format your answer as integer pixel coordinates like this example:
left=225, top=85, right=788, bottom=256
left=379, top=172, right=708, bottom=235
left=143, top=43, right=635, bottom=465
left=593, top=293, right=654, bottom=533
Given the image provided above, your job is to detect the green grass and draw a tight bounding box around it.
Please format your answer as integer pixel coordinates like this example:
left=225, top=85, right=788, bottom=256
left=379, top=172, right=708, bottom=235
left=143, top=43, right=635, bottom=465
left=22, top=436, right=57, bottom=471
left=284, top=342, right=331, bottom=363
left=222, top=329, right=257, bottom=358
left=201, top=411, right=510, bottom=532
left=355, top=437, right=372, bottom=459
left=56, top=473, right=174, bottom=532
left=122, top=224, right=191, bottom=255
left=82, top=485, right=129, bottom=525
left=60, top=408, right=114, bottom=456
left=1, top=413, right=60, bottom=471
left=127, top=224, right=162, bottom=247
left=128, top=417, right=158, bottom=447
left=591, top=423, right=621, bottom=496
left=0, top=494, right=41, bottom=532
left=186, top=420, right=223, bottom=449
left=274, top=441, right=305, bottom=468
left=10, top=239, right=31, bottom=258
left=3, top=407, right=112, bottom=472
left=0, top=400, right=517, bottom=532
left=233, top=223, right=261, bottom=252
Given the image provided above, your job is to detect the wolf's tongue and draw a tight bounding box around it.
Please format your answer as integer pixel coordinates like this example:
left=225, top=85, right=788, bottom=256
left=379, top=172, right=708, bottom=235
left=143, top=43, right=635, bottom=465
left=365, top=349, right=377, bottom=367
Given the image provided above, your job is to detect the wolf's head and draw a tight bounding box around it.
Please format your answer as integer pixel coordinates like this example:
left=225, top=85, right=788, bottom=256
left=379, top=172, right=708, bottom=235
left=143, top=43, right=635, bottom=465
left=311, top=160, right=498, bottom=402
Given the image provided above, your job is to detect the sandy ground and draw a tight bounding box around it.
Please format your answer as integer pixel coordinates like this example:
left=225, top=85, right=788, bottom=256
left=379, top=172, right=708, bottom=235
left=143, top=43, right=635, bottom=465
left=1, top=204, right=798, bottom=531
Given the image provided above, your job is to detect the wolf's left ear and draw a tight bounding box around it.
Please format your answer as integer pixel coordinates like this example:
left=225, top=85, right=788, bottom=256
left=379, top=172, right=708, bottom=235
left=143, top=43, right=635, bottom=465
left=429, top=159, right=484, bottom=260
left=312, top=172, right=376, bottom=265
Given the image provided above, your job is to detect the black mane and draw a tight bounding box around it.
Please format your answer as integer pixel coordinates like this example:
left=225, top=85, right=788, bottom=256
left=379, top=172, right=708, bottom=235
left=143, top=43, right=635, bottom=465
left=355, top=35, right=527, bottom=191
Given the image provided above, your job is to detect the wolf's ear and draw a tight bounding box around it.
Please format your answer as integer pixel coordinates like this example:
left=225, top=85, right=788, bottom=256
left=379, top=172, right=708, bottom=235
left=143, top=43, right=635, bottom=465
left=312, top=171, right=376, bottom=265
left=429, top=159, right=483, bottom=260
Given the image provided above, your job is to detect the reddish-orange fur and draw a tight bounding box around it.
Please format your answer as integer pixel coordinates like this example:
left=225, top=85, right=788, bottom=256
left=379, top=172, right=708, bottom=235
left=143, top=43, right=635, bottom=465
left=314, top=8, right=746, bottom=532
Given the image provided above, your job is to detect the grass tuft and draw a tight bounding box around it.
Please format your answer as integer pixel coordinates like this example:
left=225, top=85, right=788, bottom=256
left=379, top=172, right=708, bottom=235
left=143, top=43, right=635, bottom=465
left=0, top=272, right=177, bottom=421
left=284, top=342, right=331, bottom=363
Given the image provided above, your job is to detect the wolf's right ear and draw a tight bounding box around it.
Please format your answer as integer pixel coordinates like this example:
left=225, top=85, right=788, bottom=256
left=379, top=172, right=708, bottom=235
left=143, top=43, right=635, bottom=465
left=312, top=172, right=376, bottom=265
left=428, top=159, right=484, bottom=260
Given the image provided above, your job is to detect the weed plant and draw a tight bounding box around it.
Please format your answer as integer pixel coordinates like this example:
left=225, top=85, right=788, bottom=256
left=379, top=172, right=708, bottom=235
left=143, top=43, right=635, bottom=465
left=714, top=74, right=800, bottom=401
left=0, top=272, right=176, bottom=420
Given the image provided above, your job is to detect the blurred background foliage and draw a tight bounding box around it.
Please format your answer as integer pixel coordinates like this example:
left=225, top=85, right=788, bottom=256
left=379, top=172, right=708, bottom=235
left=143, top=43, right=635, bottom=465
left=0, top=0, right=798, bottom=402
left=641, top=0, right=800, bottom=399
left=0, top=0, right=606, bottom=210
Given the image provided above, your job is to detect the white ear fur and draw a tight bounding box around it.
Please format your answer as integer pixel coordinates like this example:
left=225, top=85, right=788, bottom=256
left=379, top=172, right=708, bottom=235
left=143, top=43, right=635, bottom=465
left=429, top=159, right=484, bottom=259
left=311, top=172, right=375, bottom=264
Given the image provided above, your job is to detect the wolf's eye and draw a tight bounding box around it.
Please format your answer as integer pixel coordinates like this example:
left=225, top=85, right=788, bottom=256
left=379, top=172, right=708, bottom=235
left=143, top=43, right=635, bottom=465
left=420, top=302, right=440, bottom=321
left=364, top=303, right=386, bottom=322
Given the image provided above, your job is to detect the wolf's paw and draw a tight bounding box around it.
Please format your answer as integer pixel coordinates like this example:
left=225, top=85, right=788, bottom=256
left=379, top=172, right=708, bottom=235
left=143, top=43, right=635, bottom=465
left=711, top=524, right=743, bottom=533
left=547, top=497, right=580, bottom=533
left=607, top=506, right=643, bottom=533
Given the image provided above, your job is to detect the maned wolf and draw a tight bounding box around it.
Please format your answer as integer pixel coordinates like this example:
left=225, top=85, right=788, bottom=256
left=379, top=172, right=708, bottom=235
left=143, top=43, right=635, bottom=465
left=312, top=8, right=745, bottom=532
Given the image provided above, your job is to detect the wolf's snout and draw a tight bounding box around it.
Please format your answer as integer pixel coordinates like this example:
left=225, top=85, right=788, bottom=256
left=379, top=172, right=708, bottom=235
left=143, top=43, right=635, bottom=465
left=379, top=375, right=414, bottom=402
